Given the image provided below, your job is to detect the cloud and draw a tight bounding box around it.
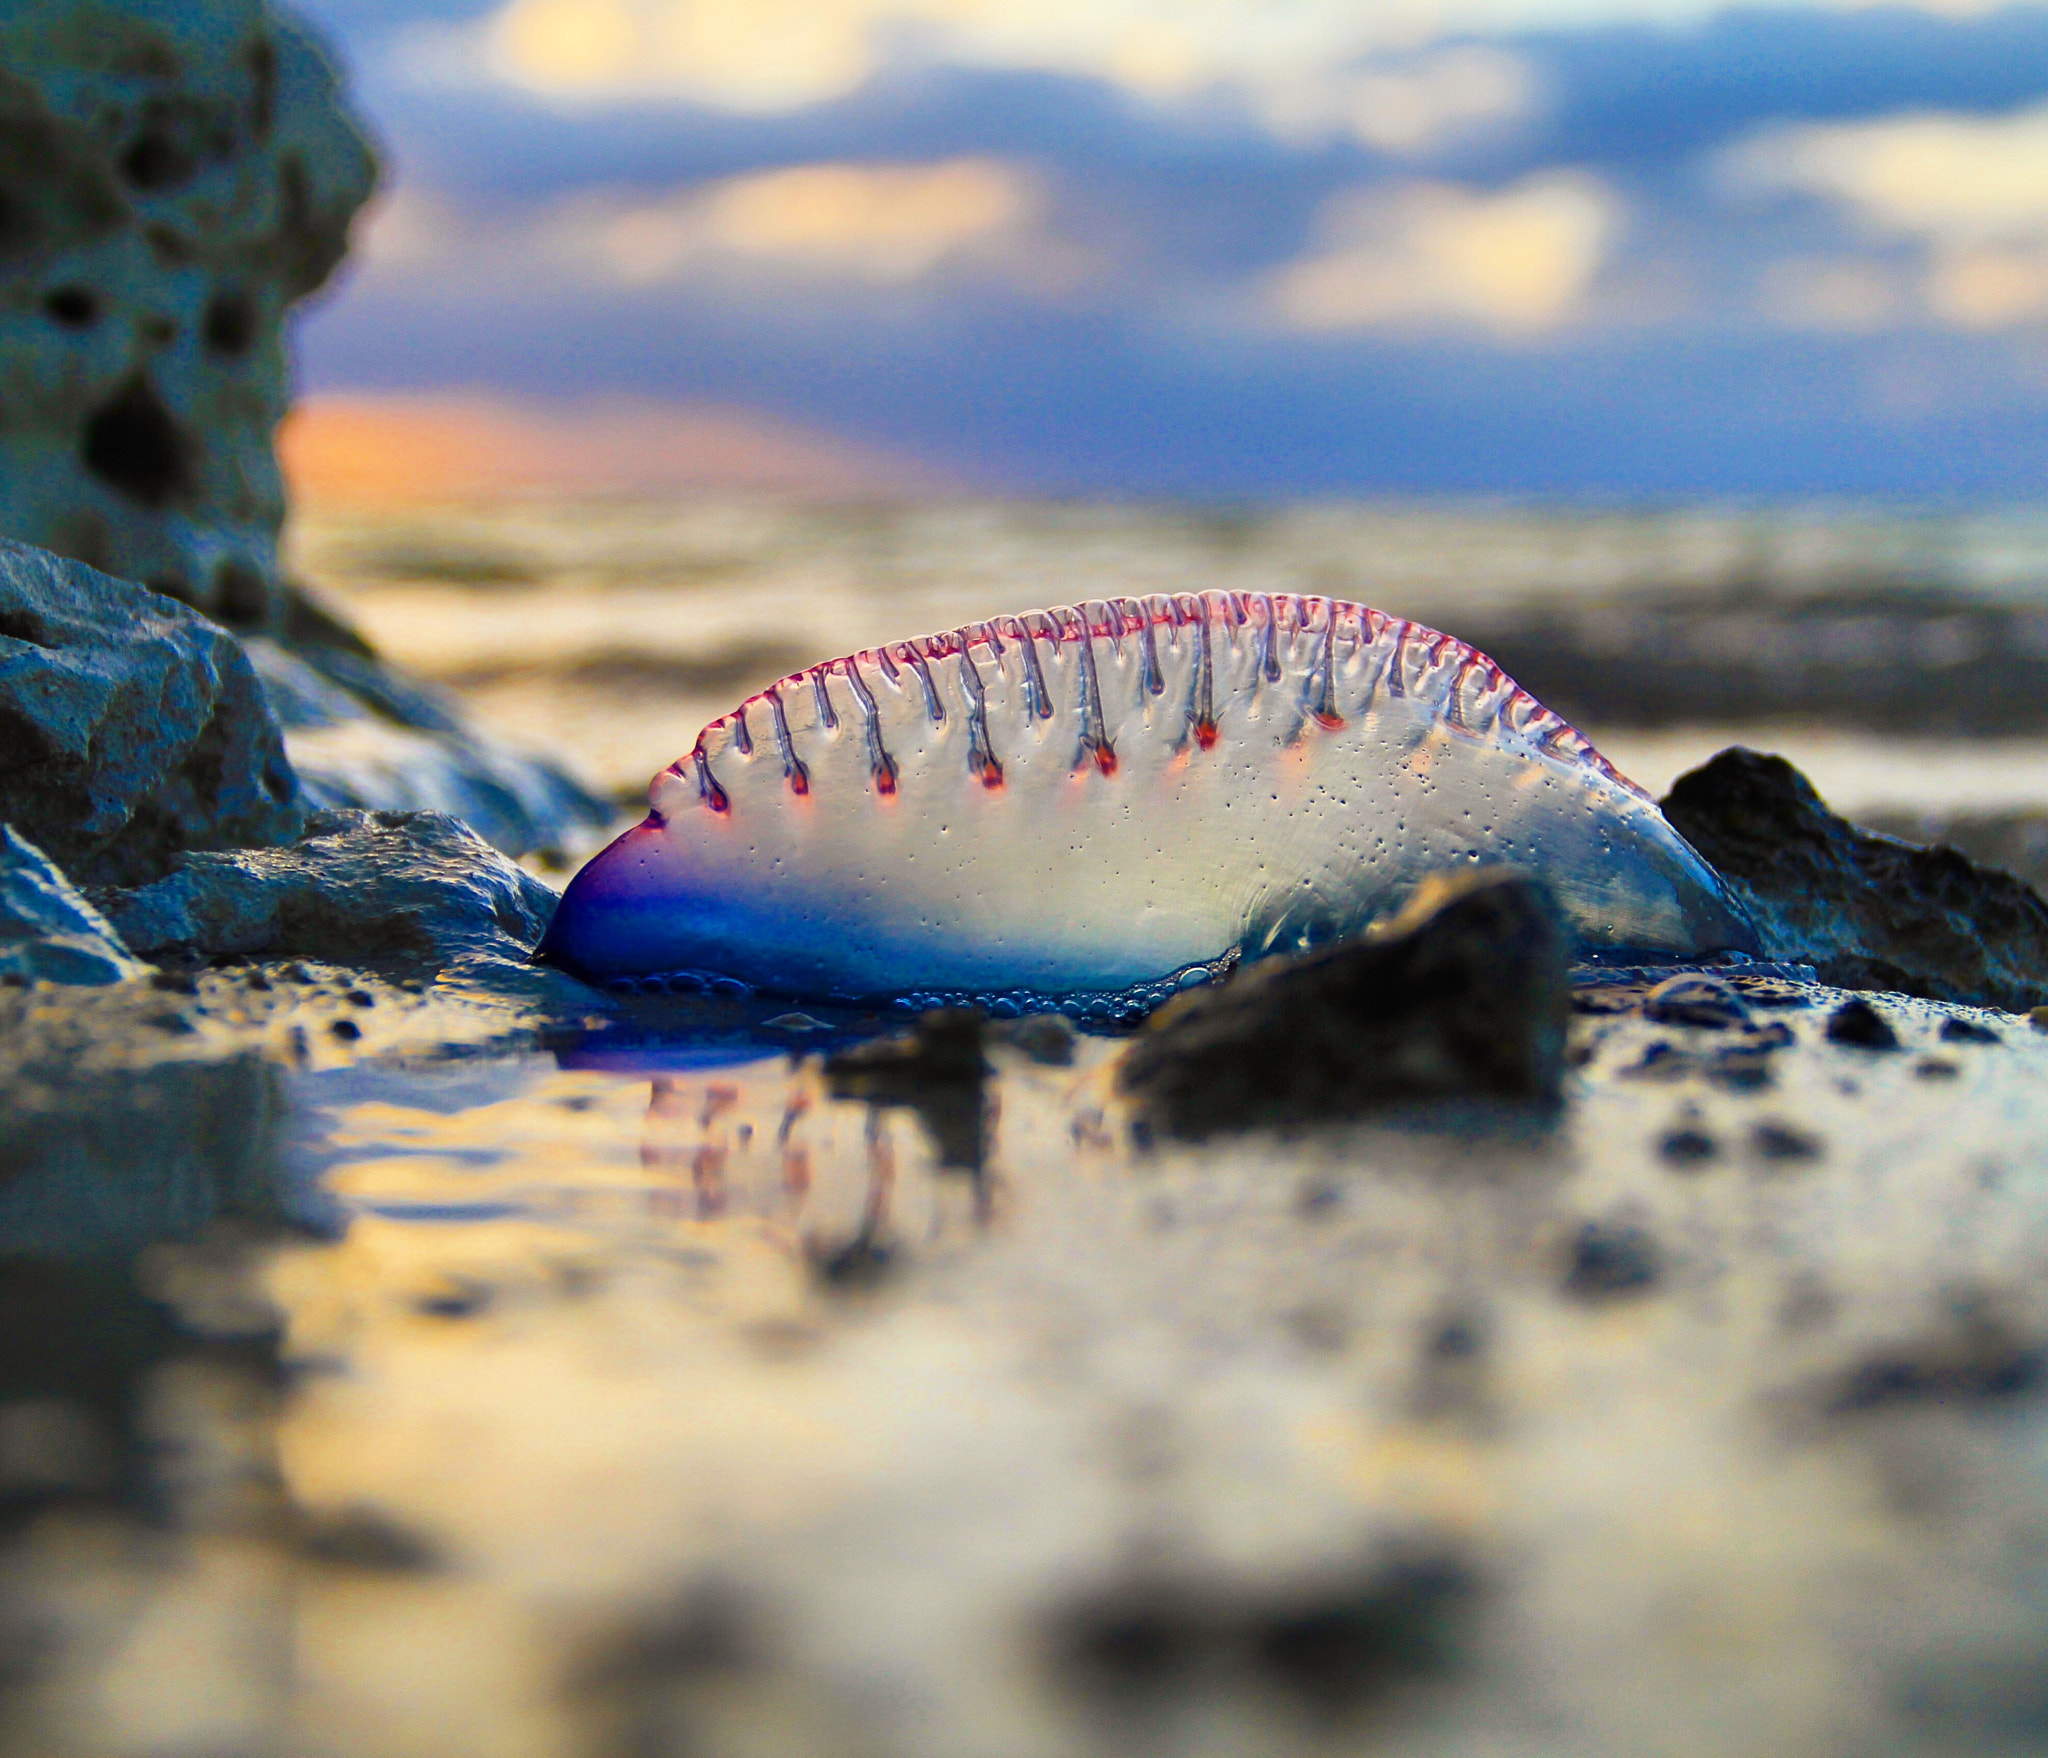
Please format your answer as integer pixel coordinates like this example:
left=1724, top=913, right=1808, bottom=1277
left=427, top=0, right=1732, bottom=123
left=1723, top=102, right=2048, bottom=329
left=587, top=158, right=1042, bottom=284
left=1270, top=169, right=1617, bottom=335
left=353, top=157, right=1085, bottom=297
left=1259, top=45, right=1539, bottom=153
left=1723, top=102, right=2048, bottom=244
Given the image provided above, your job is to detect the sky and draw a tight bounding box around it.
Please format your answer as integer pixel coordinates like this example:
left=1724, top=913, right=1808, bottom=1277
left=286, top=0, right=2048, bottom=496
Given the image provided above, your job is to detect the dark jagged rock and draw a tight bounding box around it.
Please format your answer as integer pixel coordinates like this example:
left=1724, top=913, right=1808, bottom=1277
left=1661, top=749, right=2048, bottom=1012
left=1856, top=807, right=2048, bottom=900
left=1117, top=870, right=1569, bottom=1140
left=0, top=541, right=303, bottom=884
left=1825, top=998, right=1899, bottom=1051
left=90, top=808, right=556, bottom=981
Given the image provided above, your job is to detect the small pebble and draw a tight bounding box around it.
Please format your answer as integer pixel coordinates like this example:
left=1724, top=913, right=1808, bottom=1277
left=1658, top=1127, right=1719, bottom=1167
left=1563, top=1221, right=1661, bottom=1301
left=1644, top=974, right=1747, bottom=1029
left=1752, top=1121, right=1822, bottom=1161
left=1915, top=1058, right=1960, bottom=1081
left=1940, top=1017, right=2000, bottom=1044
left=1825, top=998, right=1898, bottom=1050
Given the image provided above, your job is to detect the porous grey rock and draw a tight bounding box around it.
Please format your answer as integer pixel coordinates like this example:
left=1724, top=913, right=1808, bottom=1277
left=1118, top=868, right=1570, bottom=1139
left=95, top=807, right=559, bottom=980
left=1661, top=748, right=2048, bottom=1012
left=0, top=539, right=302, bottom=883
left=0, top=821, right=148, bottom=983
left=0, top=0, right=376, bottom=626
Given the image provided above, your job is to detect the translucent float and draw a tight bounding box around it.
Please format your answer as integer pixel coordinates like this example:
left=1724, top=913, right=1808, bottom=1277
left=538, top=593, right=1758, bottom=1010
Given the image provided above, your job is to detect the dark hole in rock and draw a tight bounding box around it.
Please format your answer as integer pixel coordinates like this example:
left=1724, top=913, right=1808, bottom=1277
left=0, top=608, right=47, bottom=646
left=1826, top=998, right=1899, bottom=1050
left=42, top=285, right=96, bottom=327
left=344, top=989, right=375, bottom=1008
left=148, top=971, right=198, bottom=995
left=211, top=557, right=269, bottom=627
left=246, top=36, right=278, bottom=137
left=295, top=1506, right=440, bottom=1572
left=1916, top=1057, right=1961, bottom=1080
left=1563, top=1220, right=1661, bottom=1300
left=202, top=286, right=256, bottom=355
left=1940, top=1017, right=2001, bottom=1044
left=81, top=375, right=191, bottom=508
left=329, top=1018, right=360, bottom=1042
left=1659, top=1126, right=1719, bottom=1167
left=120, top=130, right=194, bottom=191
left=1752, top=1121, right=1823, bottom=1161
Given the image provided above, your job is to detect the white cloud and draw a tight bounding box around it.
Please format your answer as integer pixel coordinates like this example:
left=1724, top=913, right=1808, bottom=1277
left=1723, top=104, right=2048, bottom=246
left=1723, top=104, right=2048, bottom=330
left=424, top=0, right=2017, bottom=119
left=1260, top=46, right=1538, bottom=154
left=353, top=160, right=1085, bottom=299
left=1271, top=170, right=1619, bottom=337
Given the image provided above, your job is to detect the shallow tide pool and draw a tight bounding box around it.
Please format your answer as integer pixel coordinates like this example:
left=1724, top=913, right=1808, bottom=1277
left=10, top=987, right=2048, bottom=1757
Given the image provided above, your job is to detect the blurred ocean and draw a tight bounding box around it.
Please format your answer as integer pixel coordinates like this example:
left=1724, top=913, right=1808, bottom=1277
left=287, top=497, right=2048, bottom=875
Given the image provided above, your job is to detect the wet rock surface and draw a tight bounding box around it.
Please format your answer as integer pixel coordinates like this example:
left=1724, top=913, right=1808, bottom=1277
left=1119, top=869, right=1569, bottom=1139
left=90, top=807, right=559, bottom=983
left=1661, top=747, right=2048, bottom=1011
left=0, top=824, right=148, bottom=985
left=0, top=541, right=302, bottom=883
